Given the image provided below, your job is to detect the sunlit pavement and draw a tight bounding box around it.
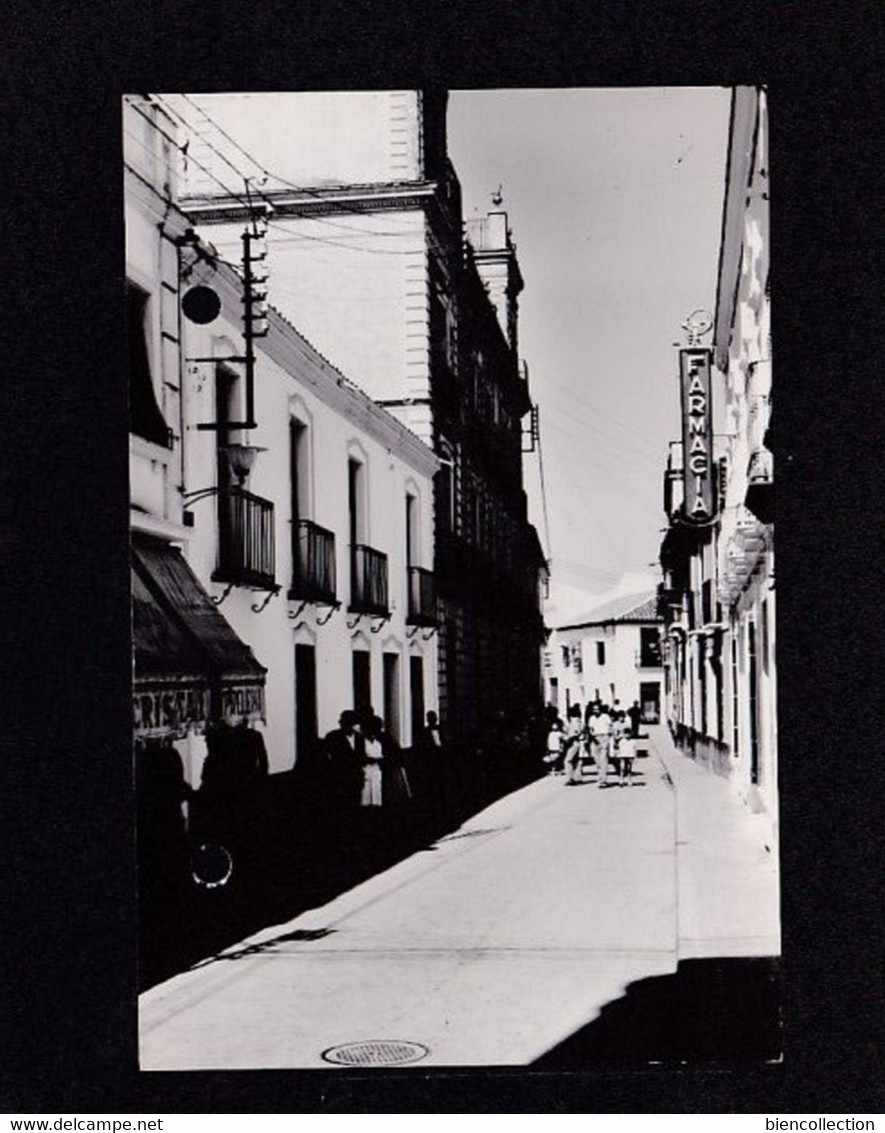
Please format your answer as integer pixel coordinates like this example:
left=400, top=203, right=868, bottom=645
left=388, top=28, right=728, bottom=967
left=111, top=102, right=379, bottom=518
left=139, top=735, right=779, bottom=1069
left=649, top=725, right=780, bottom=961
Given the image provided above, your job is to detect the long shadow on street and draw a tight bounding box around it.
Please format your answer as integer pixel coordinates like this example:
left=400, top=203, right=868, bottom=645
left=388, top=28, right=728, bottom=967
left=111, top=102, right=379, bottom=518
left=533, top=956, right=782, bottom=1067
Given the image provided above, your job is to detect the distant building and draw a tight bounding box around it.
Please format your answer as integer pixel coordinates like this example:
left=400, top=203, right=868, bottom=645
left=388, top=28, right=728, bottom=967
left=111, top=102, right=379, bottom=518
left=658, top=86, right=775, bottom=831
left=126, top=94, right=439, bottom=789
left=544, top=593, right=663, bottom=722
left=178, top=90, right=547, bottom=743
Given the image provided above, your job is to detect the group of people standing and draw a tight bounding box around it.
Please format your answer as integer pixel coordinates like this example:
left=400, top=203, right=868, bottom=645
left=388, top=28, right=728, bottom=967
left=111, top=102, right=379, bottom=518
left=543, top=699, right=644, bottom=788
left=319, top=707, right=414, bottom=815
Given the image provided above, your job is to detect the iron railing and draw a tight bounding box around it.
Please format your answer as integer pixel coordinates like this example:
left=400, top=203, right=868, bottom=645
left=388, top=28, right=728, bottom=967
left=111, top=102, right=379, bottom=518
left=407, top=566, right=437, bottom=626
left=350, top=544, right=389, bottom=615
left=215, top=487, right=275, bottom=591
left=290, top=519, right=336, bottom=603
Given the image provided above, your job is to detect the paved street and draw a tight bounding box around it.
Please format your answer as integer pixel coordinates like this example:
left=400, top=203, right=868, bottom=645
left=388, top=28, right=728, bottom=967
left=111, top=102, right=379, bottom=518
left=139, top=730, right=779, bottom=1069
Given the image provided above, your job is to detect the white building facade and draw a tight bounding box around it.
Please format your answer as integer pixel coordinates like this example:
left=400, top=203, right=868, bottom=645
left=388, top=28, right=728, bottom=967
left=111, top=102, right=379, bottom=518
left=126, top=95, right=439, bottom=789
left=658, top=87, right=775, bottom=835
left=714, top=86, right=775, bottom=824
left=170, top=90, right=547, bottom=746
left=544, top=594, right=663, bottom=722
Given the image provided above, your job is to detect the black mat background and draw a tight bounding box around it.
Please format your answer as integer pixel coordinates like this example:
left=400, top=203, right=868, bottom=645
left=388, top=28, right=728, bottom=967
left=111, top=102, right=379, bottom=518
left=3, top=1, right=883, bottom=1114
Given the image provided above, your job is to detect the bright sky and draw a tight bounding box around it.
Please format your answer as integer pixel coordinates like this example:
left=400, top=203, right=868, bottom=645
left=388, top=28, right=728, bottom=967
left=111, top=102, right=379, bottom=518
left=448, top=87, right=732, bottom=596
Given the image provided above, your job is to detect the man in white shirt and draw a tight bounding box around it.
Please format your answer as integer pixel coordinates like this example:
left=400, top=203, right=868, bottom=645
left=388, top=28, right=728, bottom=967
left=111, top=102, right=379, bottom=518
left=586, top=704, right=613, bottom=787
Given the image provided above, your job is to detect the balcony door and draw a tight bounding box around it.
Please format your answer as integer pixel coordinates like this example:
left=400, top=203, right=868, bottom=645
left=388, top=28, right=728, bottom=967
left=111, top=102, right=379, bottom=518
left=383, top=652, right=401, bottom=744
left=216, top=367, right=240, bottom=493
left=409, top=656, right=425, bottom=744
left=748, top=620, right=761, bottom=784
left=349, top=457, right=367, bottom=608
left=406, top=493, right=418, bottom=568
left=353, top=650, right=371, bottom=719
left=290, top=419, right=308, bottom=589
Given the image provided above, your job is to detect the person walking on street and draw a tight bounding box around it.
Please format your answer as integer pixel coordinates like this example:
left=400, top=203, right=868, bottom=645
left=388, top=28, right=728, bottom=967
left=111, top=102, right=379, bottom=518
left=627, top=699, right=642, bottom=739
left=564, top=706, right=586, bottom=785
left=544, top=717, right=565, bottom=776
left=611, top=710, right=629, bottom=781
left=587, top=703, right=613, bottom=788
left=619, top=729, right=637, bottom=785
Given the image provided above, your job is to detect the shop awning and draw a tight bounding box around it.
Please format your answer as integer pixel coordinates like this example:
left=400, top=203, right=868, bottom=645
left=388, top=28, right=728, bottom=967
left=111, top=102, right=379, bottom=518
left=132, top=534, right=266, bottom=737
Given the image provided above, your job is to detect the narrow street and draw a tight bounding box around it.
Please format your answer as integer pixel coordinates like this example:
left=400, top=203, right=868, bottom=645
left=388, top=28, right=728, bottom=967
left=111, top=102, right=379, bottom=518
left=139, top=730, right=780, bottom=1070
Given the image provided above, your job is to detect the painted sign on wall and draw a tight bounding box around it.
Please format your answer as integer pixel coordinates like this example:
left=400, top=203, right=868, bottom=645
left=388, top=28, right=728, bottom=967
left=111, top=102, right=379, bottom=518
left=679, top=348, right=716, bottom=523
left=134, top=682, right=210, bottom=736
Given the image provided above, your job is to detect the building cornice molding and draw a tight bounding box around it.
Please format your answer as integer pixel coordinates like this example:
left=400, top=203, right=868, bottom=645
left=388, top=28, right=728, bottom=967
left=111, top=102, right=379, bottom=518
left=713, top=87, right=762, bottom=370
left=182, top=180, right=438, bottom=224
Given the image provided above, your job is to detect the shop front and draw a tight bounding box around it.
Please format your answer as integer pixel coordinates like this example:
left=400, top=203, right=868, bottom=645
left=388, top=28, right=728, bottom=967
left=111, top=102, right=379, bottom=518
left=131, top=533, right=266, bottom=741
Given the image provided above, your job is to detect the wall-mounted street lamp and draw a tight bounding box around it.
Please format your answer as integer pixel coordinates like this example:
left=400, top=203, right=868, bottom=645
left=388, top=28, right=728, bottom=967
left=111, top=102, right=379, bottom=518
left=222, top=441, right=266, bottom=486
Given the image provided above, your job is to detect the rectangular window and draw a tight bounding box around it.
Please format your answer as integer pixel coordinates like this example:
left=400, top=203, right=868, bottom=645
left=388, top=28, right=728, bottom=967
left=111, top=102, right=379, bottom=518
left=436, top=464, right=454, bottom=535
left=640, top=681, right=661, bottom=723
left=348, top=458, right=366, bottom=607
left=290, top=419, right=308, bottom=524
left=406, top=493, right=418, bottom=568
left=701, top=579, right=714, bottom=626
left=639, top=627, right=661, bottom=667
left=348, top=459, right=363, bottom=546
left=216, top=368, right=238, bottom=490
left=596, top=641, right=606, bottom=666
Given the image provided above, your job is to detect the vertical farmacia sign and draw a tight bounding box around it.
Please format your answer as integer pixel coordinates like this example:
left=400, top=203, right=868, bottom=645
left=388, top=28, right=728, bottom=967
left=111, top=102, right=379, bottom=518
left=679, top=347, right=715, bottom=523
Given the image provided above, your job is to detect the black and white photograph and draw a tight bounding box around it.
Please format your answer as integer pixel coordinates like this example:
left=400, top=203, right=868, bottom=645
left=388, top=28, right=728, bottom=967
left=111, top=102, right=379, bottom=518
left=126, top=87, right=781, bottom=1071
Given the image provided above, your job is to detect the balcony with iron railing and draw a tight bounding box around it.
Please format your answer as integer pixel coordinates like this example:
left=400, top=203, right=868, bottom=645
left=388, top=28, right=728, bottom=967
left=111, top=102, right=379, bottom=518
left=290, top=519, right=336, bottom=604
left=214, top=487, right=276, bottom=591
left=349, top=544, right=389, bottom=616
left=407, top=566, right=437, bottom=626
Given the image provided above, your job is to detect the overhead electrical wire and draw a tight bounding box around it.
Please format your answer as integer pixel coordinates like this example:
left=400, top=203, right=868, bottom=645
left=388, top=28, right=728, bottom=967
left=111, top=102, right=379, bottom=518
left=540, top=401, right=663, bottom=468
left=168, top=93, right=421, bottom=240
left=536, top=371, right=666, bottom=458
left=126, top=96, right=413, bottom=259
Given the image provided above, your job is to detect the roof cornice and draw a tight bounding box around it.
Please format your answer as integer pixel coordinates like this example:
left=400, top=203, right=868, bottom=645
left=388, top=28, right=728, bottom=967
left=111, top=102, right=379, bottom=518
left=713, top=87, right=760, bottom=371
left=181, top=180, right=437, bottom=224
